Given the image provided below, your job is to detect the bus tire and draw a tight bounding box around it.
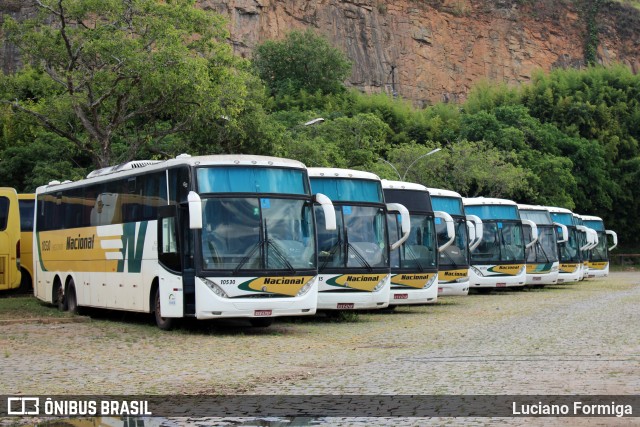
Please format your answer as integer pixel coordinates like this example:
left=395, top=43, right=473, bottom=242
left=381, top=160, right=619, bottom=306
left=18, top=269, right=32, bottom=294
left=154, top=288, right=175, bottom=331
left=54, top=281, right=67, bottom=311
left=249, top=318, right=273, bottom=327
left=66, top=281, right=80, bottom=315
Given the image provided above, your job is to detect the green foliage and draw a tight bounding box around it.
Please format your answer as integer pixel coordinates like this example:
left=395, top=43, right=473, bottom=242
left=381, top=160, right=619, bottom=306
left=253, top=30, right=352, bottom=97
left=2, top=0, right=247, bottom=167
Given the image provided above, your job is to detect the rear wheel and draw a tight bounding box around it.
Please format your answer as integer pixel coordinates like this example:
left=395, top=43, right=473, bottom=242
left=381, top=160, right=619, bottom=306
left=66, top=281, right=80, bottom=314
left=154, top=288, right=175, bottom=331
left=249, top=318, right=273, bottom=328
left=55, top=282, right=67, bottom=311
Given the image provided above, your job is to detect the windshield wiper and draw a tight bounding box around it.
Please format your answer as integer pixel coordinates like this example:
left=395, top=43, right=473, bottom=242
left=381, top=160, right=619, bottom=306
left=404, top=245, right=425, bottom=272
left=266, top=239, right=296, bottom=273
left=343, top=226, right=373, bottom=272
left=233, top=240, right=262, bottom=273
left=320, top=234, right=343, bottom=270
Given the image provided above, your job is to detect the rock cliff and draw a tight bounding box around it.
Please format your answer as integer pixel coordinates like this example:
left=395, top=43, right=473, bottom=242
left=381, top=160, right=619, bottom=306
left=3, top=0, right=640, bottom=105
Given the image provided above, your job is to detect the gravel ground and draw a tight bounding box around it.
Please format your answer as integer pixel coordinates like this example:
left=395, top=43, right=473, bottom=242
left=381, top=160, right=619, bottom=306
left=1, top=272, right=638, bottom=425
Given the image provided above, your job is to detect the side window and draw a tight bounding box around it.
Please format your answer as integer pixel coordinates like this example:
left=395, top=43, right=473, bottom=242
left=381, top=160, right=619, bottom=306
left=0, top=197, right=9, bottom=231
left=18, top=199, right=34, bottom=232
left=159, top=216, right=181, bottom=272
left=168, top=167, right=190, bottom=205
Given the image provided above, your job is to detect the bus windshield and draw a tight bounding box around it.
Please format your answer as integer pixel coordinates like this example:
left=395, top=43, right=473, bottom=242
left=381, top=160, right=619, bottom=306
left=19, top=199, right=35, bottom=231
left=197, top=166, right=308, bottom=195
left=558, top=228, right=582, bottom=263
left=201, top=198, right=315, bottom=271
left=525, top=225, right=559, bottom=263
left=439, top=218, right=469, bottom=267
left=389, top=213, right=437, bottom=271
left=471, top=221, right=524, bottom=263
left=590, top=231, right=608, bottom=261
left=317, top=205, right=387, bottom=270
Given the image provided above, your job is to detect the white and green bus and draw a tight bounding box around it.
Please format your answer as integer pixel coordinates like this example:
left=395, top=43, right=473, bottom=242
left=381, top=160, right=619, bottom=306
left=574, top=214, right=598, bottom=280
left=518, top=204, right=566, bottom=286
left=382, top=180, right=454, bottom=305
left=546, top=206, right=583, bottom=284
left=463, top=197, right=534, bottom=291
left=427, top=188, right=480, bottom=296
left=33, top=154, right=336, bottom=329
left=581, top=214, right=617, bottom=278
left=308, top=168, right=410, bottom=311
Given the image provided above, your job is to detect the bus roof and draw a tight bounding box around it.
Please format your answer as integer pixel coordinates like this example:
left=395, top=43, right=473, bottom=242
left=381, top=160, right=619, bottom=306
left=463, top=197, right=517, bottom=207
left=381, top=180, right=428, bottom=192
left=37, top=154, right=307, bottom=194
left=425, top=187, right=462, bottom=199
left=580, top=214, right=603, bottom=222
left=307, top=168, right=380, bottom=181
left=517, top=203, right=549, bottom=211
left=543, top=206, right=573, bottom=214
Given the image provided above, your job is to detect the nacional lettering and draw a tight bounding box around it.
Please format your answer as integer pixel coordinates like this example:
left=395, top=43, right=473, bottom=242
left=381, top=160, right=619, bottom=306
left=444, top=271, right=466, bottom=277
left=345, top=275, right=379, bottom=282
left=66, top=235, right=95, bottom=250
left=263, top=277, right=304, bottom=285
left=399, top=274, right=430, bottom=280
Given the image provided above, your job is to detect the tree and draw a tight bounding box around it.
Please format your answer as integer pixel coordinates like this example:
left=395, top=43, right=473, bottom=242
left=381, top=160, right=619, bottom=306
left=2, top=0, right=247, bottom=167
left=253, top=30, right=352, bottom=97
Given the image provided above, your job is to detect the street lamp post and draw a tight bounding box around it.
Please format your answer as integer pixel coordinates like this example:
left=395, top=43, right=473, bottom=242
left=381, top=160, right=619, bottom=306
left=401, top=148, right=441, bottom=180
left=379, top=148, right=441, bottom=181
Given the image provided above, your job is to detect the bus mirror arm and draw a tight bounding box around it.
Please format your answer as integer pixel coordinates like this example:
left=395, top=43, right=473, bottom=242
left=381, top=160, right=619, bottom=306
left=435, top=211, right=455, bottom=252
left=386, top=203, right=410, bottom=251
left=554, top=223, right=568, bottom=243
left=313, top=193, right=336, bottom=231
left=522, top=219, right=539, bottom=249
left=466, top=220, right=476, bottom=249
left=466, top=214, right=483, bottom=251
left=587, top=228, right=598, bottom=250
left=606, top=229, right=617, bottom=251
left=576, top=225, right=593, bottom=251
left=188, top=191, right=203, bottom=230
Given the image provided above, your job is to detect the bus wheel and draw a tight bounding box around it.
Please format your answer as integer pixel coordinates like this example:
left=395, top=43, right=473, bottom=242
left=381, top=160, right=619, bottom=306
left=66, top=282, right=80, bottom=315
left=154, top=288, right=175, bottom=331
left=249, top=318, right=273, bottom=328
left=55, top=283, right=67, bottom=311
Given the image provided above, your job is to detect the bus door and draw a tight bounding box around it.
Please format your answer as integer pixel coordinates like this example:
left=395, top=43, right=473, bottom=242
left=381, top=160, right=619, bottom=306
left=157, top=205, right=184, bottom=318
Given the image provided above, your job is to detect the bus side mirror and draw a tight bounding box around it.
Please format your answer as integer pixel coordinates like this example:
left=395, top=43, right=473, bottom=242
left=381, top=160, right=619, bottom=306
left=522, top=219, right=539, bottom=249
left=466, top=214, right=483, bottom=251
left=606, top=229, right=617, bottom=251
left=386, top=203, right=410, bottom=251
left=435, top=211, right=455, bottom=252
left=188, top=191, right=202, bottom=230
left=554, top=223, right=568, bottom=243
left=313, top=193, right=336, bottom=231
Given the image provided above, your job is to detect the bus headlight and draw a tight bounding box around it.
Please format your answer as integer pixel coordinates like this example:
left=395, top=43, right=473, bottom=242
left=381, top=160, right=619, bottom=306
left=202, top=278, right=229, bottom=298
left=470, top=266, right=484, bottom=277
left=424, top=273, right=437, bottom=289
left=372, top=275, right=389, bottom=293
left=296, top=277, right=315, bottom=297
left=551, top=264, right=559, bottom=273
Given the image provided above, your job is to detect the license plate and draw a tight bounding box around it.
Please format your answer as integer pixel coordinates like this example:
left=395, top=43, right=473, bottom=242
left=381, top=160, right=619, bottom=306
left=254, top=310, right=272, bottom=316
left=533, top=277, right=541, bottom=281
left=438, top=287, right=443, bottom=293
left=558, top=279, right=565, bottom=283
left=394, top=294, right=408, bottom=300
left=496, top=283, right=506, bottom=287
left=337, top=303, right=354, bottom=309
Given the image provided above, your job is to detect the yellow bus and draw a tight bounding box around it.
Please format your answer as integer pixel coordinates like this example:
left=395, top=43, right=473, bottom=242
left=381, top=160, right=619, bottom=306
left=0, top=187, right=22, bottom=291
left=18, top=193, right=35, bottom=291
